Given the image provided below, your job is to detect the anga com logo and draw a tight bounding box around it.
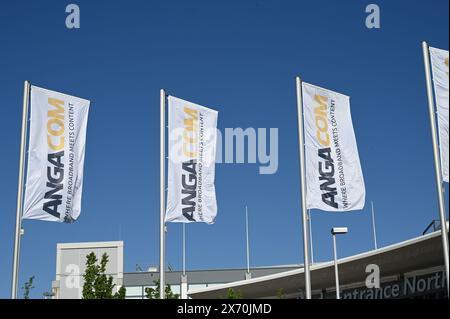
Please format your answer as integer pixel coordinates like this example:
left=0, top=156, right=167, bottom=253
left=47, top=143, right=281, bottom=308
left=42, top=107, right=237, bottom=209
left=313, top=94, right=340, bottom=209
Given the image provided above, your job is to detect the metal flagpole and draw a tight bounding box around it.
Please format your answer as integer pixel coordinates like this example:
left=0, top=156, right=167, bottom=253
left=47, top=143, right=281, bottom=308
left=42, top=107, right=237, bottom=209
left=308, top=210, right=314, bottom=265
left=245, top=206, right=250, bottom=276
left=295, top=76, right=312, bottom=299
left=422, top=41, right=450, bottom=297
left=180, top=222, right=188, bottom=299
left=160, top=89, right=166, bottom=299
left=371, top=201, right=378, bottom=250
left=182, top=223, right=186, bottom=276
left=11, top=80, right=30, bottom=299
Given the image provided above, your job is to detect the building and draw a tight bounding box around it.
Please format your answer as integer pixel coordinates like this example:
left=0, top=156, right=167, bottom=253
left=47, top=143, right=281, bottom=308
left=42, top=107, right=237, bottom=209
left=188, top=230, right=448, bottom=299
left=124, top=265, right=301, bottom=299
left=51, top=227, right=448, bottom=299
left=52, top=241, right=124, bottom=299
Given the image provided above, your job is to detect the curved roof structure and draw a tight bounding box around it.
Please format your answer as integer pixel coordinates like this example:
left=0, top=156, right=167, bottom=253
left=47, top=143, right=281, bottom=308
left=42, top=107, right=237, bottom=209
left=188, top=230, right=448, bottom=299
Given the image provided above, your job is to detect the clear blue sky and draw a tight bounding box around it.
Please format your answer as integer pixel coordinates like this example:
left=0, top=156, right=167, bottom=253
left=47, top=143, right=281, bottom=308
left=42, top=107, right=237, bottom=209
left=0, top=0, right=448, bottom=299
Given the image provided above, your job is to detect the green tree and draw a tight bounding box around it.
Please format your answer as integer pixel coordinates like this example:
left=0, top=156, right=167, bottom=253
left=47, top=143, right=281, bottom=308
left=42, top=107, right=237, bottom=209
left=22, top=276, right=35, bottom=299
left=276, top=288, right=285, bottom=299
left=145, top=280, right=179, bottom=299
left=82, top=252, right=126, bottom=299
left=226, top=288, right=243, bottom=299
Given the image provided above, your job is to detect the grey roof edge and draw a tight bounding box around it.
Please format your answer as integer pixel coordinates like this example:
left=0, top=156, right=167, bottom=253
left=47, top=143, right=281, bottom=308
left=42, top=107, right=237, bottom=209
left=188, top=230, right=446, bottom=296
left=125, top=264, right=303, bottom=275
left=57, top=241, right=124, bottom=250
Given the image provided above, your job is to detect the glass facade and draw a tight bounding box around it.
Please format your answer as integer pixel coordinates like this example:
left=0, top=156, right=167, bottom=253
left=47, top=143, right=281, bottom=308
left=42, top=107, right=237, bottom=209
left=125, top=285, right=181, bottom=299
left=124, top=283, right=224, bottom=299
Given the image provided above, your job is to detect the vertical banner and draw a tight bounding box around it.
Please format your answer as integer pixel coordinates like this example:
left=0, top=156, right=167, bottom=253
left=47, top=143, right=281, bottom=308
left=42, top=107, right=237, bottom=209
left=23, top=86, right=90, bottom=223
left=302, top=82, right=365, bottom=211
left=165, top=96, right=218, bottom=224
left=430, top=47, right=449, bottom=183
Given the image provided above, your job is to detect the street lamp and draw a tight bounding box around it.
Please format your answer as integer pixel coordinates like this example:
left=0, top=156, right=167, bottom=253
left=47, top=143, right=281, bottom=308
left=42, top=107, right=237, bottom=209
left=331, top=227, right=348, bottom=299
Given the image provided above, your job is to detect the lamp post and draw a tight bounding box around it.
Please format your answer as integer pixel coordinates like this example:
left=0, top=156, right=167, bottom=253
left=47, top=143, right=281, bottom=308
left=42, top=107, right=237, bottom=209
left=331, top=227, right=348, bottom=299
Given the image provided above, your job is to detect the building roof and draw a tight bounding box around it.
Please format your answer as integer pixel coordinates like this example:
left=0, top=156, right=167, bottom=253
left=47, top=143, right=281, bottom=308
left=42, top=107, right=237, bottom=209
left=124, top=265, right=302, bottom=287
left=188, top=230, right=448, bottom=299
left=57, top=241, right=124, bottom=250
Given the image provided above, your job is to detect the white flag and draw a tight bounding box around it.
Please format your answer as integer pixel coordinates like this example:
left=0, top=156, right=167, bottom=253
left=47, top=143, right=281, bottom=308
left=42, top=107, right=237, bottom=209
left=430, top=46, right=449, bottom=183
left=165, top=96, right=218, bottom=224
left=23, top=86, right=90, bottom=223
left=302, top=82, right=365, bottom=211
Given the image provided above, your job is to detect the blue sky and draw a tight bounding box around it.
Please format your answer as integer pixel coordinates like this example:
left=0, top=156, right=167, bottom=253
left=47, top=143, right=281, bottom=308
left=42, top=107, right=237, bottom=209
left=0, top=0, right=448, bottom=299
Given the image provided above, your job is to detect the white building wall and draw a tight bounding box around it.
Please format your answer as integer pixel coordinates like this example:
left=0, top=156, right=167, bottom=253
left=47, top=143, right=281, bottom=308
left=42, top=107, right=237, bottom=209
left=53, top=241, right=124, bottom=299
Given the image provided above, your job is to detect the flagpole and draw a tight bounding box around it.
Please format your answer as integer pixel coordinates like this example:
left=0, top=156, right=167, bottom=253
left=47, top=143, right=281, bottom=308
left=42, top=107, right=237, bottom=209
left=296, top=76, right=312, bottom=299
left=422, top=41, right=449, bottom=297
left=245, top=206, right=250, bottom=276
left=11, top=80, right=30, bottom=299
left=180, top=222, right=188, bottom=299
left=160, top=89, right=166, bottom=299
left=182, top=223, right=186, bottom=276
left=371, top=201, right=378, bottom=250
left=308, top=210, right=314, bottom=265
